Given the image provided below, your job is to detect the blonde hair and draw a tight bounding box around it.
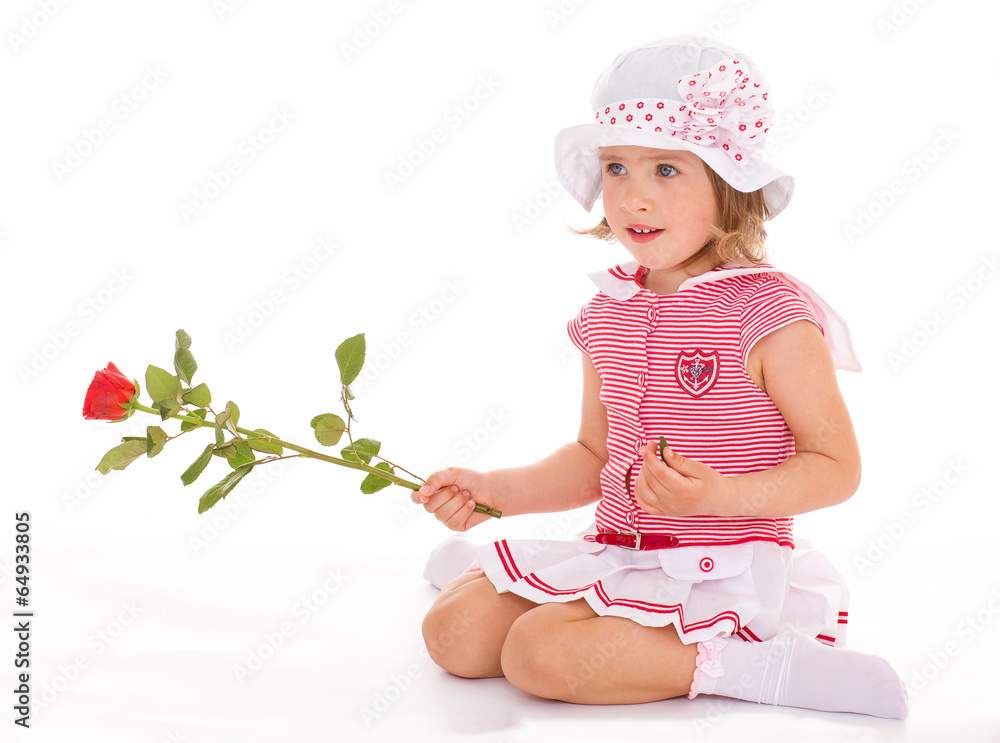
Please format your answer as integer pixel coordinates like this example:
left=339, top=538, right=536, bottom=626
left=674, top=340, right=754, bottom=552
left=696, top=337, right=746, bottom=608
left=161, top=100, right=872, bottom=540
left=572, top=164, right=771, bottom=269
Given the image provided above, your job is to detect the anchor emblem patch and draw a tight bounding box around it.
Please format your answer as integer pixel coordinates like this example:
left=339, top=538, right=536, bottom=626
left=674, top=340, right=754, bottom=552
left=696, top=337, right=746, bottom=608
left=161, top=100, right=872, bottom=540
left=675, top=349, right=720, bottom=397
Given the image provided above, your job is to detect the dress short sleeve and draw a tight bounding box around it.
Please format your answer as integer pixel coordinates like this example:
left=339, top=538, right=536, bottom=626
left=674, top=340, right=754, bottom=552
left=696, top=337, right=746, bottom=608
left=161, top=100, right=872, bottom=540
left=567, top=302, right=590, bottom=355
left=739, top=275, right=823, bottom=364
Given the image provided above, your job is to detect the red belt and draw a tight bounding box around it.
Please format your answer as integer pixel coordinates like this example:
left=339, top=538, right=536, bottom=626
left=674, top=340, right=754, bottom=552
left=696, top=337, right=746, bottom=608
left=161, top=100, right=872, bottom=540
left=595, top=529, right=680, bottom=550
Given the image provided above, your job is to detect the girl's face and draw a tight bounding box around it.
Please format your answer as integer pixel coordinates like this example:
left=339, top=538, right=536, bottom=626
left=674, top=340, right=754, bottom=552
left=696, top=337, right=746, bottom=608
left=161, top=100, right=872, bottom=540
left=599, top=145, right=720, bottom=292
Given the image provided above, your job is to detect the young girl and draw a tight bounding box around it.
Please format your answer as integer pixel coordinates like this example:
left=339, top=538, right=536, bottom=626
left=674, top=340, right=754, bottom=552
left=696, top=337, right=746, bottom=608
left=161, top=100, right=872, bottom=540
left=413, top=36, right=908, bottom=719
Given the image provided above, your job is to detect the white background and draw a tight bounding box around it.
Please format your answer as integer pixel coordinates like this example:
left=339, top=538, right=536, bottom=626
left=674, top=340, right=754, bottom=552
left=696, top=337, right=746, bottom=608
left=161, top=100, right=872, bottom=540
left=2, top=1, right=998, bottom=741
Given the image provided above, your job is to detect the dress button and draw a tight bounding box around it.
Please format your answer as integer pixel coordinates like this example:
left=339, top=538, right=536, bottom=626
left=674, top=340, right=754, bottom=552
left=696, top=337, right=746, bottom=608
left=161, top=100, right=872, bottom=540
left=636, top=372, right=645, bottom=387
left=699, top=557, right=714, bottom=572
left=647, top=307, right=657, bottom=322
left=625, top=511, right=636, bottom=526
left=634, top=440, right=643, bottom=454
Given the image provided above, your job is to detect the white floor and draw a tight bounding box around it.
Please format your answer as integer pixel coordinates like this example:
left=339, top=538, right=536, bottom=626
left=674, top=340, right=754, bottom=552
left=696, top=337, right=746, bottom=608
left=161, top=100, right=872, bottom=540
left=3, top=1, right=999, bottom=741
left=15, top=501, right=1000, bottom=743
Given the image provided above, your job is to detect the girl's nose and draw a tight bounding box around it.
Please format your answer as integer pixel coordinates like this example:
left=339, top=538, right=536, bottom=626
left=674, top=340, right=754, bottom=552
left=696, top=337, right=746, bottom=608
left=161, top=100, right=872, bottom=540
left=621, top=180, right=653, bottom=213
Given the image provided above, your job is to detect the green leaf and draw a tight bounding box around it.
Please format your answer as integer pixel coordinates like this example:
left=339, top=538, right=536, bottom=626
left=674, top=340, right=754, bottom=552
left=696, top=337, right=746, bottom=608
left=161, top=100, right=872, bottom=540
left=180, top=408, right=208, bottom=432
left=96, top=440, right=148, bottom=474
left=335, top=334, right=365, bottom=387
left=175, top=329, right=192, bottom=350
left=182, top=383, right=211, bottom=408
left=216, top=400, right=240, bottom=436
left=174, top=347, right=197, bottom=386
left=212, top=441, right=238, bottom=459
left=226, top=439, right=255, bottom=469
left=311, top=413, right=347, bottom=447
left=340, top=437, right=380, bottom=465
left=215, top=424, right=224, bottom=447
left=360, top=462, right=394, bottom=494
left=146, top=365, right=181, bottom=406
left=247, top=429, right=283, bottom=455
left=146, top=426, right=167, bottom=457
left=158, top=399, right=181, bottom=420
left=198, top=463, right=255, bottom=514
left=181, top=444, right=215, bottom=486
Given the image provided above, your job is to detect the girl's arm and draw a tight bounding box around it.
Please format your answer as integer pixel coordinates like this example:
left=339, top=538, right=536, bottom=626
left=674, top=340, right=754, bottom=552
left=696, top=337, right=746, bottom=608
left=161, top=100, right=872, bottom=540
left=415, top=355, right=607, bottom=530
left=723, top=318, right=862, bottom=517
left=635, top=319, right=862, bottom=519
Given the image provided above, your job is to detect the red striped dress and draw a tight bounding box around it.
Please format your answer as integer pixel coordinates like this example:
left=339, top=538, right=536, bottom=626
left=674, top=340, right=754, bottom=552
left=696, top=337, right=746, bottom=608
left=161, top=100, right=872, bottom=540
left=478, top=261, right=858, bottom=645
left=568, top=262, right=811, bottom=546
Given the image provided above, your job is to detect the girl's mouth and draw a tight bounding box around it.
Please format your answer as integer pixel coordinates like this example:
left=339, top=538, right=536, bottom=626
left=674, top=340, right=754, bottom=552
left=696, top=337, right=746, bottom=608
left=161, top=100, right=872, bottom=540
left=627, top=227, right=663, bottom=244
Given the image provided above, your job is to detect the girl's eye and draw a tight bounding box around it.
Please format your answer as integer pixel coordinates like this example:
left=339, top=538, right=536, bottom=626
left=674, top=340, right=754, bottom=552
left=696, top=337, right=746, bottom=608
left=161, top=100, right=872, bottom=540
left=607, top=162, right=626, bottom=175
left=658, top=164, right=678, bottom=177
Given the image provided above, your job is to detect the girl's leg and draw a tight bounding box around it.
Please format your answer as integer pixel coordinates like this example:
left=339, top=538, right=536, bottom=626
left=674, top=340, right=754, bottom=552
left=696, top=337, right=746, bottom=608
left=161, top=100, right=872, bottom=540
left=421, top=570, right=537, bottom=679
left=689, top=632, right=909, bottom=719
left=500, top=602, right=908, bottom=718
left=500, top=599, right=698, bottom=704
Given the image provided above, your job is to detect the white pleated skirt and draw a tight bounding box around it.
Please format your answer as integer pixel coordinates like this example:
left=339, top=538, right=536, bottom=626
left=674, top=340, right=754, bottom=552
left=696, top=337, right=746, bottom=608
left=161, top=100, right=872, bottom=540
left=476, top=530, right=849, bottom=647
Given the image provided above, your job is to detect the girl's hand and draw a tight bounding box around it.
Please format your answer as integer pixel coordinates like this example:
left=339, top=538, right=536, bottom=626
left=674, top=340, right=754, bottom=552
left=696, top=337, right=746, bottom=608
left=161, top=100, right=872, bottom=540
left=413, top=467, right=500, bottom=532
left=634, top=441, right=729, bottom=517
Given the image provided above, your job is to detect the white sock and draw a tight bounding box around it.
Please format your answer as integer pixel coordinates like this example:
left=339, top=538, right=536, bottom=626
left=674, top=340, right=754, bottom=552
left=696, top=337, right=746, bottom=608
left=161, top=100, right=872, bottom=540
left=422, top=535, right=479, bottom=590
left=688, top=632, right=908, bottom=719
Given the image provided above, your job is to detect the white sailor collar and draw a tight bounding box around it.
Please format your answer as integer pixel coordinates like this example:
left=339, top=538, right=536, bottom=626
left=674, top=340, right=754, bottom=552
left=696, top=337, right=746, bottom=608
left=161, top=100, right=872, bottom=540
left=588, top=260, right=861, bottom=372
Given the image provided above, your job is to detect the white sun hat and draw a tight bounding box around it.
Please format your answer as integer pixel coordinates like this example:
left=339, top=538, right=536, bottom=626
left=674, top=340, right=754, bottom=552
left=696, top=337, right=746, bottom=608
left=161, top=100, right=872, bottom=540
left=555, top=36, right=794, bottom=218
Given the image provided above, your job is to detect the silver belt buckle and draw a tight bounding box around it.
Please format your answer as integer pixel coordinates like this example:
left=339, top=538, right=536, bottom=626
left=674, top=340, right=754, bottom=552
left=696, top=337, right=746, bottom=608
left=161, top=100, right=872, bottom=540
left=618, top=529, right=642, bottom=550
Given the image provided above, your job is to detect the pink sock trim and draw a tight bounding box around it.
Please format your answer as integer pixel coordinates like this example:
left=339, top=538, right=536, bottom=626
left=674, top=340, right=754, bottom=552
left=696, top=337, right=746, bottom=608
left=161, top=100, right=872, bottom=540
left=688, top=637, right=727, bottom=700
left=462, top=559, right=482, bottom=574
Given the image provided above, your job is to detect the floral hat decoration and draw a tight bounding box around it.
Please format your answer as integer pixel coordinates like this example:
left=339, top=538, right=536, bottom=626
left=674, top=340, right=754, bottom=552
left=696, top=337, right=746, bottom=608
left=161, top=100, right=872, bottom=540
left=554, top=35, right=795, bottom=218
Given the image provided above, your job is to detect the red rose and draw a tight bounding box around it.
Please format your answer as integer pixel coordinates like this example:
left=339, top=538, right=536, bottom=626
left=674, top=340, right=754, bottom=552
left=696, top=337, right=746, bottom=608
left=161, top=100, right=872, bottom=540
left=83, top=362, right=136, bottom=420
